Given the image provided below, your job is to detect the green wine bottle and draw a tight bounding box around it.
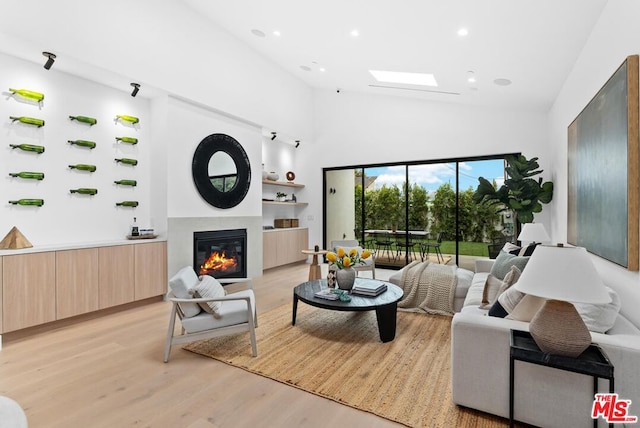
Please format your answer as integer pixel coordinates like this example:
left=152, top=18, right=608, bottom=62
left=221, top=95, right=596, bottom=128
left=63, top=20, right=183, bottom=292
left=70, top=188, right=98, bottom=195
left=114, top=179, right=137, bottom=186
left=115, top=114, right=139, bottom=124
left=68, top=164, right=97, bottom=172
left=116, top=200, right=139, bottom=207
left=9, top=143, right=45, bottom=153
left=9, top=116, right=45, bottom=127
left=114, top=158, right=138, bottom=166
left=115, top=136, right=138, bottom=144
left=9, top=199, right=44, bottom=206
left=67, top=140, right=97, bottom=149
left=68, top=115, right=97, bottom=126
left=9, top=88, right=45, bottom=102
left=9, top=171, right=45, bottom=180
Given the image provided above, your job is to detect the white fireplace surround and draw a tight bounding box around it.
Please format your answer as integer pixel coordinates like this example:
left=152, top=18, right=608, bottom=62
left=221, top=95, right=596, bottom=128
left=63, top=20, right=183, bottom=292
left=167, top=216, right=263, bottom=281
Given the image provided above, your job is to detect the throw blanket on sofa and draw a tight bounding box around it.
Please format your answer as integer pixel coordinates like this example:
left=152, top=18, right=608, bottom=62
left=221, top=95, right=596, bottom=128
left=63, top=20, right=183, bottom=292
left=398, top=260, right=457, bottom=316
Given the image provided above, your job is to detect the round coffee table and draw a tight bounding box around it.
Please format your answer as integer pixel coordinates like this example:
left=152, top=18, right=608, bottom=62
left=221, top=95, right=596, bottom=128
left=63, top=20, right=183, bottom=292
left=292, top=278, right=404, bottom=342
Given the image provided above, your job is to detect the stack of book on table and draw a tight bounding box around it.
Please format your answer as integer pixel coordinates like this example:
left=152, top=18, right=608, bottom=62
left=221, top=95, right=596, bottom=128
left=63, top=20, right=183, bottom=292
left=351, top=280, right=387, bottom=296
left=314, top=289, right=340, bottom=300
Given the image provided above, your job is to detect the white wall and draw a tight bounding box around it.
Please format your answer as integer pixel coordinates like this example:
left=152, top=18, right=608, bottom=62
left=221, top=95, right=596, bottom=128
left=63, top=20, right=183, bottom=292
left=0, top=52, right=151, bottom=245
left=301, top=89, right=550, bottom=247
left=548, top=0, right=640, bottom=325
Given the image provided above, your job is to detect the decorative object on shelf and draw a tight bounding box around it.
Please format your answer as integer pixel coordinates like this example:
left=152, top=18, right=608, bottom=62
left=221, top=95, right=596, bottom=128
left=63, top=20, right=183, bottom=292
left=262, top=164, right=268, bottom=180
left=514, top=245, right=611, bottom=357
left=115, top=136, right=138, bottom=144
left=9, top=88, right=44, bottom=102
left=327, top=265, right=337, bottom=288
left=291, top=193, right=297, bottom=202
left=116, top=200, right=139, bottom=207
left=266, top=171, right=279, bottom=181
left=192, top=133, right=251, bottom=209
left=115, top=114, right=139, bottom=124
left=114, top=158, right=138, bottom=166
left=114, top=179, right=137, bottom=186
left=68, top=164, right=97, bottom=172
left=9, top=143, right=45, bottom=153
left=67, top=139, right=96, bottom=149
left=0, top=226, right=32, bottom=249
left=131, top=217, right=139, bottom=236
left=286, top=171, right=295, bottom=182
left=9, top=171, right=44, bottom=180
left=8, top=199, right=44, bottom=206
left=9, top=116, right=45, bottom=127
left=70, top=188, right=98, bottom=195
left=68, top=115, right=97, bottom=126
left=326, top=247, right=372, bottom=291
left=276, top=191, right=287, bottom=202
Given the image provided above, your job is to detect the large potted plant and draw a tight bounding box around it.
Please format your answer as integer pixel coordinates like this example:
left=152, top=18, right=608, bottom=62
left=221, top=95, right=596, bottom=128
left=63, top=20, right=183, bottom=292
left=473, top=154, right=554, bottom=235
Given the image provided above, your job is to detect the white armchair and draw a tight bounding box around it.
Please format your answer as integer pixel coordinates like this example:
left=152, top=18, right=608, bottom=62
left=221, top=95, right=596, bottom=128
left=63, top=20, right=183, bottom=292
left=164, top=266, right=257, bottom=363
left=330, top=239, right=376, bottom=279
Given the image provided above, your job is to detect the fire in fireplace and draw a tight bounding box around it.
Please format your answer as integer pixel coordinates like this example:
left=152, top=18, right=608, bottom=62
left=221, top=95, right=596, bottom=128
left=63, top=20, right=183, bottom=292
left=193, top=229, right=247, bottom=279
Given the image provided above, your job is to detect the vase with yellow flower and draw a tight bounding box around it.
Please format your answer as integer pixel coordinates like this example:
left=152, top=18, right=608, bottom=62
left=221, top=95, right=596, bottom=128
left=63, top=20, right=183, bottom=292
left=325, top=247, right=372, bottom=291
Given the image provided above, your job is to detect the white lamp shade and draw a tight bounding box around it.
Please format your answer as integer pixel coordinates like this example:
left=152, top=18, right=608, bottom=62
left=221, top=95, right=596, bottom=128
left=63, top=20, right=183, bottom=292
left=517, top=223, right=550, bottom=243
left=514, top=245, right=611, bottom=304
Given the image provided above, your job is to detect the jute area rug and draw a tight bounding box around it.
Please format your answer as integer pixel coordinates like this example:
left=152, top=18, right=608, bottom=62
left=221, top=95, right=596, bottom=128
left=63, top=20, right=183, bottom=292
left=184, top=304, right=505, bottom=427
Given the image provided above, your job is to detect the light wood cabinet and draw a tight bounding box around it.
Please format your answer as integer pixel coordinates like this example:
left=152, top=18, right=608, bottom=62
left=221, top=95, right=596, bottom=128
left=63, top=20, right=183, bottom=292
left=263, top=228, right=308, bottom=269
left=0, top=256, right=3, bottom=334
left=2, top=252, right=56, bottom=332
left=98, top=245, right=135, bottom=309
left=56, top=248, right=99, bottom=319
left=134, top=241, right=167, bottom=300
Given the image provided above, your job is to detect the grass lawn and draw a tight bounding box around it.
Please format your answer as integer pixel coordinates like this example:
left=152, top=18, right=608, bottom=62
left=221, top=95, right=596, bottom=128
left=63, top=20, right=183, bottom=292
left=439, top=241, right=488, bottom=257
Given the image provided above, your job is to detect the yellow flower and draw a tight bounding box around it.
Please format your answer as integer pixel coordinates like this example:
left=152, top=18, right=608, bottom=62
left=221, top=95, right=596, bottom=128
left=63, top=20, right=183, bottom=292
left=342, top=256, right=351, bottom=267
left=326, top=252, right=337, bottom=263
left=361, top=249, right=371, bottom=259
left=337, top=247, right=346, bottom=258
left=349, top=248, right=357, bottom=257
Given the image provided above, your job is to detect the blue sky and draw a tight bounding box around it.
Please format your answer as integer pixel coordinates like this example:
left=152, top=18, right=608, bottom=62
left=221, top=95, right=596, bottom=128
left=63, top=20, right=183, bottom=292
left=364, top=159, right=505, bottom=193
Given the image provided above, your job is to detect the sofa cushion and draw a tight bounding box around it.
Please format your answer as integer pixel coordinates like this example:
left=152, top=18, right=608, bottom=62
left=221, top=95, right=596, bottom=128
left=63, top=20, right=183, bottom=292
left=168, top=266, right=202, bottom=318
left=508, top=243, right=539, bottom=256
left=480, top=274, right=503, bottom=309
left=190, top=275, right=226, bottom=315
left=490, top=251, right=529, bottom=280
left=488, top=265, right=522, bottom=317
left=574, top=286, right=621, bottom=333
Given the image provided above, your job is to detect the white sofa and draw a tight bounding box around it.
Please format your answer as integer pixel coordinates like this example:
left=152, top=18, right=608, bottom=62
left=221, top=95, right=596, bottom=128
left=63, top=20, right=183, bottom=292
left=451, top=259, right=640, bottom=427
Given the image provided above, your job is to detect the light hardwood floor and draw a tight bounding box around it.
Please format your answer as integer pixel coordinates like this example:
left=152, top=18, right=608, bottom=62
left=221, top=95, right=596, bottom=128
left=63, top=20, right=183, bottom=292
left=0, top=263, right=404, bottom=428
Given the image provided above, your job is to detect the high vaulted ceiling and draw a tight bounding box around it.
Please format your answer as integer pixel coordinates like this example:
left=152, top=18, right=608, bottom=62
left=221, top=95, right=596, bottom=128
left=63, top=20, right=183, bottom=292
left=182, top=0, right=608, bottom=111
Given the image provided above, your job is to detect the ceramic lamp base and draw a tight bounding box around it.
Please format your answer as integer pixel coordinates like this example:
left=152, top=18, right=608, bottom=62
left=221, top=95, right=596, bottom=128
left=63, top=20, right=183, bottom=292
left=529, top=300, right=591, bottom=358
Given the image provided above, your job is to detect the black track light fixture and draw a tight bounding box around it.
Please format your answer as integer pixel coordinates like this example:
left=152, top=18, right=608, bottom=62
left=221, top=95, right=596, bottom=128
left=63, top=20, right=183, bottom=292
left=271, top=132, right=277, bottom=141
left=295, top=140, right=300, bottom=148
left=43, top=51, right=56, bottom=70
left=130, top=83, right=140, bottom=97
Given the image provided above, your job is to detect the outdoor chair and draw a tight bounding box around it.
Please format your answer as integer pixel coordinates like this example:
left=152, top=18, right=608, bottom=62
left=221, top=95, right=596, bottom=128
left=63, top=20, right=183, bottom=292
left=421, top=231, right=444, bottom=263
left=373, top=231, right=394, bottom=261
left=393, top=233, right=418, bottom=262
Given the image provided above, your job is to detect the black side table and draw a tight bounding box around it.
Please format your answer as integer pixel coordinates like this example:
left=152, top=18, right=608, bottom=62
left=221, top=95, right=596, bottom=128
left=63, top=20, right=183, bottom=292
left=509, top=329, right=614, bottom=428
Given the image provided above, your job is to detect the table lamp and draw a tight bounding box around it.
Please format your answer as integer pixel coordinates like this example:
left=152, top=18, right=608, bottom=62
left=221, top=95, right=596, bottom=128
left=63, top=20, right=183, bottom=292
left=514, top=245, right=610, bottom=357
left=517, top=223, right=550, bottom=244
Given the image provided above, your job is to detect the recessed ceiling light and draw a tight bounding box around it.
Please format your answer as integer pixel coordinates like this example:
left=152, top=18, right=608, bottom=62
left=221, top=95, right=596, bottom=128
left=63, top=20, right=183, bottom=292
left=251, top=29, right=266, bottom=38
left=369, top=70, right=438, bottom=87
left=350, top=29, right=359, bottom=37
left=319, top=67, right=326, bottom=72
left=300, top=65, right=311, bottom=72
left=457, top=28, right=469, bottom=37
left=467, top=71, right=476, bottom=83
left=273, top=30, right=281, bottom=37
left=494, top=78, right=512, bottom=86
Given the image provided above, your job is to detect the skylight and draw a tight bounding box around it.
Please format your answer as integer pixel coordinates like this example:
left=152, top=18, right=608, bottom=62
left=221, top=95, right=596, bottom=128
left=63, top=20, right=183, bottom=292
left=369, top=70, right=438, bottom=87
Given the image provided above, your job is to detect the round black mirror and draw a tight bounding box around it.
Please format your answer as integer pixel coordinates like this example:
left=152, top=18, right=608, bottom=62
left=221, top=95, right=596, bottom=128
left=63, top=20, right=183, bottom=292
left=192, top=133, right=251, bottom=208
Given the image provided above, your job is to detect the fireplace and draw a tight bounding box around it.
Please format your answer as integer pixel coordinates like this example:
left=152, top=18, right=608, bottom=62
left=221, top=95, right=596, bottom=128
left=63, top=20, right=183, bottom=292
left=193, top=229, right=247, bottom=279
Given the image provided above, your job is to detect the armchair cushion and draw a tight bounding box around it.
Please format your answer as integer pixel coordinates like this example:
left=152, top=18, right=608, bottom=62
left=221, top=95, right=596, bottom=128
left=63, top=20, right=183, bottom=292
left=180, top=289, right=256, bottom=334
left=168, top=266, right=202, bottom=318
left=190, top=275, right=226, bottom=315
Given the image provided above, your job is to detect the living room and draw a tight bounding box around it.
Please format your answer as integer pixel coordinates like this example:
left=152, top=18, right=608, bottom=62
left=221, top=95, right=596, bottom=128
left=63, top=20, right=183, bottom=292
left=1, top=1, right=640, bottom=427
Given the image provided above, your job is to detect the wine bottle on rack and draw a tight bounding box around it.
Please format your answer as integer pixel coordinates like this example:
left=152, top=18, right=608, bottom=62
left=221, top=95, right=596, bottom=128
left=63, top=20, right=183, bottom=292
left=68, top=115, right=97, bottom=125
left=68, top=164, right=97, bottom=172
left=115, top=136, right=138, bottom=144
left=9, top=199, right=44, bottom=206
left=115, top=114, right=139, bottom=124
left=114, top=158, right=138, bottom=166
left=67, top=140, right=97, bottom=149
left=9, top=143, right=45, bottom=153
left=9, top=88, right=45, bottom=102
left=70, top=188, right=98, bottom=195
left=9, top=116, right=45, bottom=127
left=114, top=179, right=137, bottom=186
left=116, top=200, right=139, bottom=207
left=9, top=172, right=45, bottom=180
